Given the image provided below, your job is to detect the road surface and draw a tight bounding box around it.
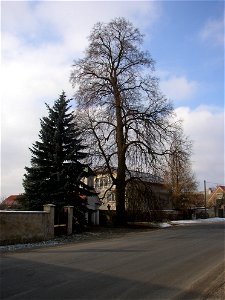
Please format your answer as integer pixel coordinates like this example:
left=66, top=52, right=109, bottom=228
left=1, top=223, right=224, bottom=299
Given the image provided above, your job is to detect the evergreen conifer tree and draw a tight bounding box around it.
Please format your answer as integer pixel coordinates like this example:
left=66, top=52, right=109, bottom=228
left=23, top=92, right=91, bottom=223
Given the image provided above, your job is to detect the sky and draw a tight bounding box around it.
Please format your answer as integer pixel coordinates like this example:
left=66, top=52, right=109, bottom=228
left=1, top=0, right=224, bottom=197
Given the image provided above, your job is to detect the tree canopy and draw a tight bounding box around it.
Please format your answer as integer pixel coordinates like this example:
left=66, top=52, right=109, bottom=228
left=70, top=18, right=178, bottom=225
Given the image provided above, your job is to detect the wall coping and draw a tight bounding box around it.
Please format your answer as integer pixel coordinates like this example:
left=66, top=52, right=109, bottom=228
left=0, top=210, right=48, bottom=213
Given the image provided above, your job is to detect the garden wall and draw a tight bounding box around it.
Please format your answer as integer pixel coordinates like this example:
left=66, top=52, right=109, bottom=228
left=0, top=204, right=55, bottom=245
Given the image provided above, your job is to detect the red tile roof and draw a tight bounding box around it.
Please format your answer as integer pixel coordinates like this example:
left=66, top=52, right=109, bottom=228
left=1, top=195, right=19, bottom=206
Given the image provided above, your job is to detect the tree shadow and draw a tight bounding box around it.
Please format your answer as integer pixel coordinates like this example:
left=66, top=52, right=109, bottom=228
left=1, top=255, right=202, bottom=300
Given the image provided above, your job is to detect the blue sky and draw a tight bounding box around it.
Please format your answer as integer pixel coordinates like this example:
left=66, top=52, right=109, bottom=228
left=149, top=1, right=224, bottom=108
left=1, top=0, right=224, bottom=197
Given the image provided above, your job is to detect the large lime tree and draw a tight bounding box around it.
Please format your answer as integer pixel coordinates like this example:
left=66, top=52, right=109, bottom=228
left=70, top=18, right=177, bottom=225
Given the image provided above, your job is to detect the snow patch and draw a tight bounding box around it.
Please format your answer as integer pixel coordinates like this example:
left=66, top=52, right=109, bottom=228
left=157, top=223, right=172, bottom=228
left=171, top=217, right=225, bottom=225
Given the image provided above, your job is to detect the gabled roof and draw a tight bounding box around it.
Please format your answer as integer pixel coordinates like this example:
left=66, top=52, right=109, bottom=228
left=208, top=185, right=225, bottom=203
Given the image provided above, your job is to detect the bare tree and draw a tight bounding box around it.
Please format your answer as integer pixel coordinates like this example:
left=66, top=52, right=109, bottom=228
left=70, top=18, right=177, bottom=225
left=126, top=179, right=165, bottom=222
left=162, top=130, right=198, bottom=210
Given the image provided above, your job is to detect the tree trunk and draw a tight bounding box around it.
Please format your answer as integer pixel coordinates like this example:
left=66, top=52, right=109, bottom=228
left=113, top=75, right=127, bottom=225
left=115, top=176, right=126, bottom=225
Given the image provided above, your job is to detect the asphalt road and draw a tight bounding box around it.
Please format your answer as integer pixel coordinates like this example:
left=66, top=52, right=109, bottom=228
left=1, top=223, right=224, bottom=300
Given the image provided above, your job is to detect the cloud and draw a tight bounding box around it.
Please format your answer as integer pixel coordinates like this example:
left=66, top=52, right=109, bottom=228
left=1, top=1, right=161, bottom=196
left=160, top=75, right=198, bottom=101
left=2, top=1, right=161, bottom=55
left=2, top=1, right=223, bottom=198
left=175, top=106, right=224, bottom=189
left=199, top=16, right=224, bottom=46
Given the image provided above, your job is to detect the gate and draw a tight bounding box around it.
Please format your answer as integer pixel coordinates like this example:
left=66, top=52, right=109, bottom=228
left=54, top=207, right=68, bottom=236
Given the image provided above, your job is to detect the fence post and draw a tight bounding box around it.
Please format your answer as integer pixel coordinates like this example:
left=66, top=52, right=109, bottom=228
left=64, top=206, right=74, bottom=235
left=43, top=204, right=55, bottom=238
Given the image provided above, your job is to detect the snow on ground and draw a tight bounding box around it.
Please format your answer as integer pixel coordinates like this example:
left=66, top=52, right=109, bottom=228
left=0, top=232, right=103, bottom=253
left=152, top=222, right=172, bottom=228
left=143, top=217, right=225, bottom=228
left=170, top=217, right=225, bottom=226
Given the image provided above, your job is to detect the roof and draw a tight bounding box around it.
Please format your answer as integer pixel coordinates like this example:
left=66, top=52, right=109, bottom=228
left=1, top=195, right=19, bottom=206
left=218, top=186, right=225, bottom=192
left=208, top=185, right=225, bottom=203
left=126, top=170, right=164, bottom=184
left=95, top=167, right=164, bottom=184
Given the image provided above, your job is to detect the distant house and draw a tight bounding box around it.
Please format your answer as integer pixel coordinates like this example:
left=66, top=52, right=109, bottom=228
left=94, top=168, right=172, bottom=213
left=0, top=170, right=101, bottom=225
left=85, top=195, right=101, bottom=225
left=81, top=168, right=101, bottom=225
left=208, top=185, right=225, bottom=217
left=0, top=195, right=21, bottom=210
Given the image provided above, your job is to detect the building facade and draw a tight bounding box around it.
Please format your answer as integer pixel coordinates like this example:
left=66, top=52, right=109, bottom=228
left=93, top=169, right=172, bottom=212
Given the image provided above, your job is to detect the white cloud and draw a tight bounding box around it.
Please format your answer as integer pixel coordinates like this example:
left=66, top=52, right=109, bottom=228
left=160, top=75, right=198, bottom=101
left=1, top=1, right=161, bottom=197
left=1, top=2, right=39, bottom=34
left=200, top=17, right=224, bottom=46
left=175, top=106, right=224, bottom=189
left=2, top=1, right=223, bottom=198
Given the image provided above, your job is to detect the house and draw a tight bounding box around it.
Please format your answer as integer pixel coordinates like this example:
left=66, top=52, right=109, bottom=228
left=94, top=168, right=172, bottom=213
left=0, top=195, right=21, bottom=209
left=1, top=168, right=101, bottom=225
left=208, top=185, right=225, bottom=217
left=85, top=195, right=101, bottom=225
left=81, top=167, right=101, bottom=225
left=94, top=168, right=117, bottom=211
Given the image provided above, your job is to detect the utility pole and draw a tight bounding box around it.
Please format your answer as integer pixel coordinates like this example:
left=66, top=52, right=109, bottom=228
left=204, top=180, right=207, bottom=217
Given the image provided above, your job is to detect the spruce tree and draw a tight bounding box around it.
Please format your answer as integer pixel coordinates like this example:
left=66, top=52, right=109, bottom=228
left=23, top=92, right=91, bottom=222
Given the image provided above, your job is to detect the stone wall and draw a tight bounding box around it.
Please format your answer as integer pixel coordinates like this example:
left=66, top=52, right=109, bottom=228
left=0, top=204, right=55, bottom=245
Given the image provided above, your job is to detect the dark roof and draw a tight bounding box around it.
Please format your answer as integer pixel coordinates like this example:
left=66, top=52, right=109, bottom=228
left=126, top=170, right=164, bottom=184
left=218, top=186, right=225, bottom=192
left=95, top=167, right=163, bottom=184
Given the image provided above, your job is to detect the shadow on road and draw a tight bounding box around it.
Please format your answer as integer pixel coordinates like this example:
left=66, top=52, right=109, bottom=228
left=1, top=255, right=201, bottom=300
